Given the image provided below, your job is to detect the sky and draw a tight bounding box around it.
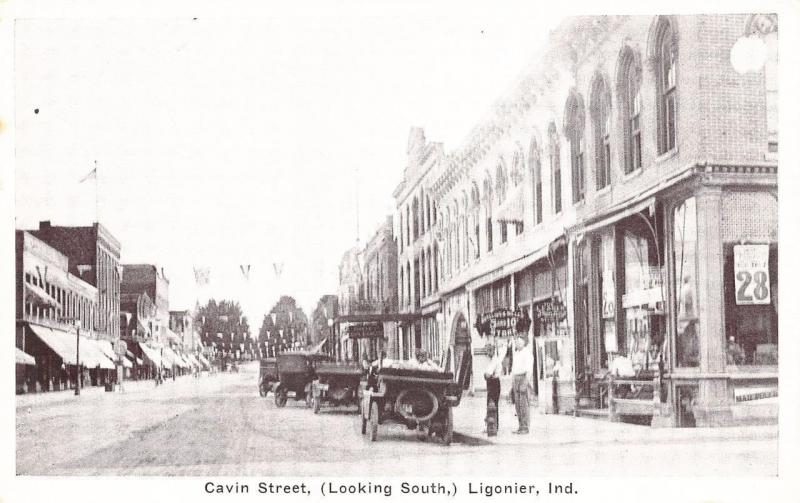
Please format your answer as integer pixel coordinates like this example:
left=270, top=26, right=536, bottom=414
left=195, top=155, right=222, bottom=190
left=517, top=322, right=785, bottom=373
left=13, top=7, right=558, bottom=326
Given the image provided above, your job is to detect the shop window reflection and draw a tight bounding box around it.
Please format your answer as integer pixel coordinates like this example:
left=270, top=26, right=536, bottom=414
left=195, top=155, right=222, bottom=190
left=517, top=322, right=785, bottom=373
left=674, top=198, right=699, bottom=367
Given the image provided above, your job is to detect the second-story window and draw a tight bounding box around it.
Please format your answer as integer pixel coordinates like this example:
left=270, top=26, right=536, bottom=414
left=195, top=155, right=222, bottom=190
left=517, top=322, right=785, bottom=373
left=565, top=91, right=586, bottom=204
left=412, top=197, right=420, bottom=240
left=548, top=123, right=562, bottom=214
left=619, top=48, right=643, bottom=173
left=655, top=17, right=677, bottom=155
left=591, top=75, right=612, bottom=189
left=529, top=138, right=543, bottom=224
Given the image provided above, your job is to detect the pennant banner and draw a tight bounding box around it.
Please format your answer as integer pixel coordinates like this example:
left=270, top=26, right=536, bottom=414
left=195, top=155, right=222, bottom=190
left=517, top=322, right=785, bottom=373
left=193, top=267, right=210, bottom=286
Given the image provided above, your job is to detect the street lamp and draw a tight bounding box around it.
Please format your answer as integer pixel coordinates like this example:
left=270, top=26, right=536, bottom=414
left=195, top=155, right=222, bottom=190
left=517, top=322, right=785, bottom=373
left=58, top=316, right=83, bottom=396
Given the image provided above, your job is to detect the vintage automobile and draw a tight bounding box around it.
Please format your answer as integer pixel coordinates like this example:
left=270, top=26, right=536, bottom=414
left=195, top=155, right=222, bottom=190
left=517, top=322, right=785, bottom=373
left=273, top=351, right=333, bottom=407
left=258, top=357, right=278, bottom=397
left=360, top=364, right=464, bottom=445
left=310, top=362, right=365, bottom=414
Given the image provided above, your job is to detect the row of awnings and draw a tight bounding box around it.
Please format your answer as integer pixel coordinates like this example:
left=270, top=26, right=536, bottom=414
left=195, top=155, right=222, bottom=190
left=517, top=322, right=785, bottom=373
left=137, top=342, right=209, bottom=370
left=26, top=324, right=116, bottom=369
left=24, top=323, right=211, bottom=371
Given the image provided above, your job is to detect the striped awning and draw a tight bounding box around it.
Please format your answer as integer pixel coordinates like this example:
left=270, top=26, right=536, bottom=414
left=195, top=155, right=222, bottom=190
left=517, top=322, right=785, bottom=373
left=16, top=347, right=36, bottom=366
left=27, top=324, right=114, bottom=368
left=24, top=283, right=60, bottom=309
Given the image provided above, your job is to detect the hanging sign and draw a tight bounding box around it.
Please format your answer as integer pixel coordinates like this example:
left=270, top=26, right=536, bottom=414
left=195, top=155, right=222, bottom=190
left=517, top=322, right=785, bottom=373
left=734, top=245, right=771, bottom=305
left=535, top=299, right=567, bottom=322
left=346, top=322, right=384, bottom=339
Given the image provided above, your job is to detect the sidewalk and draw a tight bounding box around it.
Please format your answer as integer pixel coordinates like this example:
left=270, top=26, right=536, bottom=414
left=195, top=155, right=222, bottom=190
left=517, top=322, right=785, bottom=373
left=454, top=392, right=778, bottom=447
left=15, top=371, right=221, bottom=410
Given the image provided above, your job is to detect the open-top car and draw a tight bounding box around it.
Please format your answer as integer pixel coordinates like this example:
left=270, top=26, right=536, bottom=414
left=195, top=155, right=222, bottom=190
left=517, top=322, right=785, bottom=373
left=273, top=351, right=334, bottom=408
left=310, top=362, right=365, bottom=414
left=360, top=363, right=464, bottom=445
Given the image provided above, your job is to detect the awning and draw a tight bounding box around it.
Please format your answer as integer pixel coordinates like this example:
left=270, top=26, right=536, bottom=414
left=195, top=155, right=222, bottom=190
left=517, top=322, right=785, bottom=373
left=24, top=283, right=60, bottom=309
left=96, top=340, right=117, bottom=362
left=16, top=347, right=36, bottom=366
left=27, top=324, right=78, bottom=364
left=309, top=338, right=327, bottom=353
left=26, top=323, right=113, bottom=368
left=78, top=338, right=116, bottom=369
left=573, top=196, right=656, bottom=236
left=139, top=343, right=163, bottom=367
left=496, top=186, right=525, bottom=224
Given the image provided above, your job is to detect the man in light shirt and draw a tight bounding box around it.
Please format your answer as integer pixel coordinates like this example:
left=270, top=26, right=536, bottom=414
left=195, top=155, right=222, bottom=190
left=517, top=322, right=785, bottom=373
left=483, top=343, right=503, bottom=431
left=511, top=336, right=534, bottom=434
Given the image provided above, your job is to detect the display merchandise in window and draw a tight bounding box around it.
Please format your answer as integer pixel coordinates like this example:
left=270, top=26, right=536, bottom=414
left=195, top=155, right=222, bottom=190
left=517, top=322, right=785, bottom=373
left=673, top=198, right=699, bottom=367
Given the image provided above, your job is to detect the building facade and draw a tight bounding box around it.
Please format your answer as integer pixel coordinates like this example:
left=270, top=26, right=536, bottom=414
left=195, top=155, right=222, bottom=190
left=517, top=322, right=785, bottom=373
left=15, top=231, right=116, bottom=393
left=394, top=14, right=778, bottom=426
left=30, top=220, right=122, bottom=341
left=336, top=217, right=401, bottom=362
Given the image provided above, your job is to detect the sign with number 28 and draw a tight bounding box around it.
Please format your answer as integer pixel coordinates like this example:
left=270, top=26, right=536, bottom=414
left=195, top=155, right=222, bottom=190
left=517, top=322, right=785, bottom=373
left=733, top=245, right=771, bottom=305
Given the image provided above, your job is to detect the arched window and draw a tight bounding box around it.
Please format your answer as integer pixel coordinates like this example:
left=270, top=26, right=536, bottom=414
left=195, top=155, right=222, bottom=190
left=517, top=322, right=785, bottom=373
left=548, top=123, right=562, bottom=214
left=405, top=205, right=411, bottom=247
left=412, top=197, right=420, bottom=240
left=483, top=175, right=494, bottom=252
left=433, top=243, right=439, bottom=292
left=529, top=136, right=543, bottom=224
left=398, top=211, right=404, bottom=253
left=654, top=17, right=677, bottom=154
left=495, top=162, right=508, bottom=204
left=564, top=90, right=586, bottom=204
left=591, top=74, right=612, bottom=189
left=618, top=47, right=643, bottom=174
left=471, top=182, right=481, bottom=259
left=511, top=150, right=525, bottom=235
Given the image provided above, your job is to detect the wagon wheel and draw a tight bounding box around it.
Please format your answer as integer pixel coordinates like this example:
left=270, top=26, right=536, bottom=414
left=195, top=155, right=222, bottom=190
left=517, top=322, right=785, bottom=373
left=275, top=387, right=288, bottom=408
left=368, top=401, right=379, bottom=442
left=313, top=394, right=321, bottom=414
left=441, top=406, right=453, bottom=446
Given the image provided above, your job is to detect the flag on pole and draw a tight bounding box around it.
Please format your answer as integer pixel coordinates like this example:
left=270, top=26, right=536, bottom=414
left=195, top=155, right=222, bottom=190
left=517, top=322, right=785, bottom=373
left=78, top=166, right=97, bottom=184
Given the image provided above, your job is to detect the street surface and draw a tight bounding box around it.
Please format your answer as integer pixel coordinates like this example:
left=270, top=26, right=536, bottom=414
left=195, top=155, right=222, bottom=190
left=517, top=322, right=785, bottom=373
left=16, top=362, right=777, bottom=476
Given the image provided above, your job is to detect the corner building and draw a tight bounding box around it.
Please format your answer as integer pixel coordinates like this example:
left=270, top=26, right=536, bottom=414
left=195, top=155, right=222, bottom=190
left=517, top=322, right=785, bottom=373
left=400, top=14, right=778, bottom=426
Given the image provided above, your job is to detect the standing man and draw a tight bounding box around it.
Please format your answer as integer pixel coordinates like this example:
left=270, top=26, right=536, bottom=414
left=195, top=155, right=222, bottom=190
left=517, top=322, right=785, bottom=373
left=511, top=336, right=533, bottom=434
left=483, top=343, right=503, bottom=434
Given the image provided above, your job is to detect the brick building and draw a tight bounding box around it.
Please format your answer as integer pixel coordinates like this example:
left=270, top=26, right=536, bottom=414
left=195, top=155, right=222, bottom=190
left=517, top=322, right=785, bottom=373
left=393, top=14, right=777, bottom=426
left=335, top=217, right=404, bottom=362
left=29, top=220, right=122, bottom=341
left=15, top=231, right=116, bottom=393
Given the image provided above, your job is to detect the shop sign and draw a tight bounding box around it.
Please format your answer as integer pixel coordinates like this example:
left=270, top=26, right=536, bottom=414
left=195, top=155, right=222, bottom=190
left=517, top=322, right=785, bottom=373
left=602, top=271, right=615, bottom=319
left=622, top=287, right=663, bottom=308
left=346, top=322, right=384, bottom=339
left=734, top=245, right=771, bottom=305
left=535, top=300, right=567, bottom=322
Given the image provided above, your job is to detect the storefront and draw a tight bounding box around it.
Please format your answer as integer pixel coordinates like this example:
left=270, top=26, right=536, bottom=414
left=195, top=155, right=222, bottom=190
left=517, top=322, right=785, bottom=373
left=569, top=166, right=778, bottom=427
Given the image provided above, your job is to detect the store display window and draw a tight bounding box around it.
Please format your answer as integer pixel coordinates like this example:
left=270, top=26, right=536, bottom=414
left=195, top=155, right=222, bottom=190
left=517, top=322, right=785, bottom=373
left=723, top=244, right=778, bottom=367
left=673, top=198, right=699, bottom=368
left=621, top=218, right=666, bottom=373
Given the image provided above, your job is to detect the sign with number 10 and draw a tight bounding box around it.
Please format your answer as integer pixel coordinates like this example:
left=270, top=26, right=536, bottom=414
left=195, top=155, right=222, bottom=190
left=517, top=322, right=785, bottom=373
left=734, top=245, right=771, bottom=305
